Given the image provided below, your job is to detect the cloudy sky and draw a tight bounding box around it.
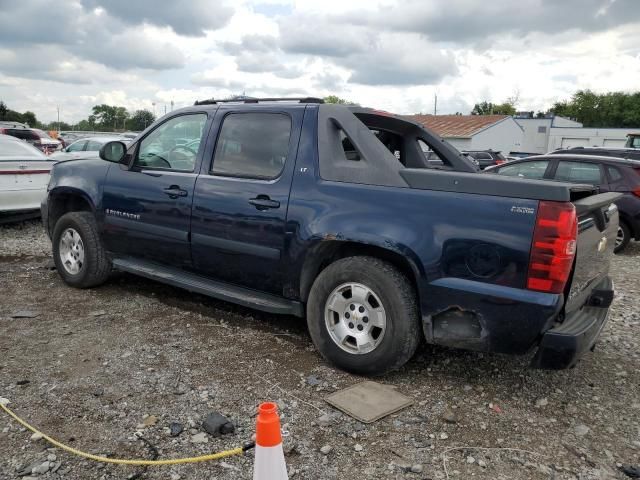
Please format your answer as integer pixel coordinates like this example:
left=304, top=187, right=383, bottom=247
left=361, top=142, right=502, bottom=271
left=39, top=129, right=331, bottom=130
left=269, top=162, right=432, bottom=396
left=0, top=0, right=639, bottom=124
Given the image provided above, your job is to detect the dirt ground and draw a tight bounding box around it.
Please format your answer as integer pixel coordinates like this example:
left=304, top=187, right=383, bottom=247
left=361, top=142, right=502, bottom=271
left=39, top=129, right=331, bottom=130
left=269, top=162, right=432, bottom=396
left=1, top=220, right=639, bottom=480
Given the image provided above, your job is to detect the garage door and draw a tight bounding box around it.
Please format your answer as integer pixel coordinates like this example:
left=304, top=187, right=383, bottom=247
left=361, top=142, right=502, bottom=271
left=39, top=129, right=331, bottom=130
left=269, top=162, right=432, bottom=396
left=561, top=137, right=590, bottom=148
left=603, top=138, right=625, bottom=147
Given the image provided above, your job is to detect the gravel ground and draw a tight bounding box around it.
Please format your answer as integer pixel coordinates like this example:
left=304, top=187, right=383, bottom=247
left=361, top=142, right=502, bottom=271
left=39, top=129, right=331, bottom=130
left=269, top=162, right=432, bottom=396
left=0, top=220, right=639, bottom=480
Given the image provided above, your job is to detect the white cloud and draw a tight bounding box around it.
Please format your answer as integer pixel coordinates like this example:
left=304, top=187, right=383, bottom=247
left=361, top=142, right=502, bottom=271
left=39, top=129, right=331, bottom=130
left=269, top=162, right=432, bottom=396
left=0, top=0, right=639, bottom=123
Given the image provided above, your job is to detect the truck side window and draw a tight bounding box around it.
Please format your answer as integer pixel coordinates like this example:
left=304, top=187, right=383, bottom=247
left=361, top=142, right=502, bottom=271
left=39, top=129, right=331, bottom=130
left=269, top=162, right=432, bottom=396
left=135, top=113, right=207, bottom=171
left=212, top=113, right=291, bottom=179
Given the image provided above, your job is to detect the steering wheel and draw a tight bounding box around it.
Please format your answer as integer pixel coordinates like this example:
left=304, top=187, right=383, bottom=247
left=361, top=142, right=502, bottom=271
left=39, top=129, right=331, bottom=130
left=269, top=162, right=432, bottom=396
left=168, top=145, right=197, bottom=165
left=141, top=155, right=171, bottom=168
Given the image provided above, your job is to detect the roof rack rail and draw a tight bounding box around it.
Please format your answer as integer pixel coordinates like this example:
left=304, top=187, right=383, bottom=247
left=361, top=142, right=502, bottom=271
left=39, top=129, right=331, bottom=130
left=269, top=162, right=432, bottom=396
left=194, top=97, right=324, bottom=106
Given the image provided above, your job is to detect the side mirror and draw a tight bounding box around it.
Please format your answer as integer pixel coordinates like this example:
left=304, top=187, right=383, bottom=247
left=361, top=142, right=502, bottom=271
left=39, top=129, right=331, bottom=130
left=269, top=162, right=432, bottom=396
left=99, top=141, right=127, bottom=164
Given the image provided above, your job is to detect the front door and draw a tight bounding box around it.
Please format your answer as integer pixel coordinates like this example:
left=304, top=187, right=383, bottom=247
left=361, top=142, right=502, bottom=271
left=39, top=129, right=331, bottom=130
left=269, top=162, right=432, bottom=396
left=102, top=112, right=211, bottom=267
left=190, top=106, right=304, bottom=295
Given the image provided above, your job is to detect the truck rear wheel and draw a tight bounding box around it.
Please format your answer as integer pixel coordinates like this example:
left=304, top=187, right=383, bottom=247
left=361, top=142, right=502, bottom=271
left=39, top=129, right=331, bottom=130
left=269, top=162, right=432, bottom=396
left=52, top=211, right=111, bottom=288
left=614, top=222, right=630, bottom=254
left=307, top=256, right=420, bottom=375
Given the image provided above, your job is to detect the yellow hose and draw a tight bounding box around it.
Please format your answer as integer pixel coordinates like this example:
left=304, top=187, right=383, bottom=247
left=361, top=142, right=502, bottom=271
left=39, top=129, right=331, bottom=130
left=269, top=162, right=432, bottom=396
left=0, top=401, right=248, bottom=466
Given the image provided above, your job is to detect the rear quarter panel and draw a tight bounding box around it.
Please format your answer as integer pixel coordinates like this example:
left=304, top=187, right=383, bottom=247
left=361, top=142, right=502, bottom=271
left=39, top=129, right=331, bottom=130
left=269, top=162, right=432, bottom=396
left=286, top=114, right=556, bottom=353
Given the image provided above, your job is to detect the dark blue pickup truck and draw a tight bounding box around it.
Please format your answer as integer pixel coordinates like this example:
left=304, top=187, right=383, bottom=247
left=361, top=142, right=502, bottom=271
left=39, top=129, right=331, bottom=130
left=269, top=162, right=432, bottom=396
left=42, top=98, right=620, bottom=375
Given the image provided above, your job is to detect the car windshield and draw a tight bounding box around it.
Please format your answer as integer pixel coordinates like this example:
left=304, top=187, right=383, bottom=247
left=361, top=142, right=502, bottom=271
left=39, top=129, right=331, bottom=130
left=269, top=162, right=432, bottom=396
left=0, top=136, right=47, bottom=159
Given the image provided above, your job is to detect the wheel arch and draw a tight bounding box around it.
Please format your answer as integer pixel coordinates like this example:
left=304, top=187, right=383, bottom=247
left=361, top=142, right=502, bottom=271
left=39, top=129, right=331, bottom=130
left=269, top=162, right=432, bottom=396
left=299, top=240, right=423, bottom=309
left=47, top=187, right=96, bottom=234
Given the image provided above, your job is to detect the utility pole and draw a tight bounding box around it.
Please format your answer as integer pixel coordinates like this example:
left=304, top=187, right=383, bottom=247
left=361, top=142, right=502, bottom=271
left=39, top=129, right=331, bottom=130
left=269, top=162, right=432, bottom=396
left=57, top=105, right=60, bottom=133
left=164, top=105, right=167, bottom=115
left=170, top=100, right=174, bottom=112
left=434, top=93, right=437, bottom=116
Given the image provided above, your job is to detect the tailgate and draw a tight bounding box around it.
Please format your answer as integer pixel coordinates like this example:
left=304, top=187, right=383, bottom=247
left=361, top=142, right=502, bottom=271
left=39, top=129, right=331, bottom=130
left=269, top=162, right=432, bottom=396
left=565, top=192, right=621, bottom=313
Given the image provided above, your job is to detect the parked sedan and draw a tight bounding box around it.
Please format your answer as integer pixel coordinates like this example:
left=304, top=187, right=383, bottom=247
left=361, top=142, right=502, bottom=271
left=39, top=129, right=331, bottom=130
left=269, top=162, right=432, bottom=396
left=0, top=134, right=55, bottom=218
left=486, top=154, right=640, bottom=253
left=50, top=136, right=126, bottom=161
left=462, top=149, right=506, bottom=169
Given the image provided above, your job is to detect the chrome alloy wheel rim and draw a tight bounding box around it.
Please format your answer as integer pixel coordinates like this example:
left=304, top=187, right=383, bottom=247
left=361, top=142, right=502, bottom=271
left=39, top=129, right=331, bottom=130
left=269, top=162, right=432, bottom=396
left=616, top=226, right=624, bottom=248
left=324, top=282, right=387, bottom=354
left=59, top=228, right=85, bottom=275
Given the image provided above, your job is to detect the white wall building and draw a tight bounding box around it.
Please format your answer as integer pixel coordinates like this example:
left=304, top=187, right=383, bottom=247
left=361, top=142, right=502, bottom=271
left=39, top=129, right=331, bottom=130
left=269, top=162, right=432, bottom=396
left=546, top=127, right=638, bottom=150
left=515, top=116, right=637, bottom=153
left=409, top=114, right=523, bottom=153
left=410, top=113, right=639, bottom=155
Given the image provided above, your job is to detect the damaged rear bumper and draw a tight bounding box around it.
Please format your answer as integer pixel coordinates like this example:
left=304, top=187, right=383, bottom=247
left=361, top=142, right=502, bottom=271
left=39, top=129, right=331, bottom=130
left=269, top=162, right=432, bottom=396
left=422, top=276, right=613, bottom=369
left=531, top=277, right=613, bottom=369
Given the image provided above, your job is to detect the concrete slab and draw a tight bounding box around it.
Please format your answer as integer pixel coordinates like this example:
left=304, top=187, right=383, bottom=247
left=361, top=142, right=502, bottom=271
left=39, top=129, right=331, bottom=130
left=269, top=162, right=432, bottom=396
left=325, top=381, right=413, bottom=423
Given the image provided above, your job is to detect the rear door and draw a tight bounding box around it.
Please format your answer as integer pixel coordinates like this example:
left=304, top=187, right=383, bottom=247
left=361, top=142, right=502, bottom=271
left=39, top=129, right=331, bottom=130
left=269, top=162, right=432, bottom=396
left=190, top=106, right=304, bottom=295
left=101, top=112, right=211, bottom=267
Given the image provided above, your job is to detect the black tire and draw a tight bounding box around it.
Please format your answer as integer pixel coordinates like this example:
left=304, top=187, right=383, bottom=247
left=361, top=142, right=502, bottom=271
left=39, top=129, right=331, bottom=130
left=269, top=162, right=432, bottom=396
left=52, top=211, right=111, bottom=288
left=614, top=222, right=631, bottom=254
left=307, top=256, right=420, bottom=375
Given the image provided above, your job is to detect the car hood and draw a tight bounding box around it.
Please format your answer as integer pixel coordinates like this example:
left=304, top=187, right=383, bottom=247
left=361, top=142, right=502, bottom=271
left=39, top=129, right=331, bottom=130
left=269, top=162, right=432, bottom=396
left=49, top=151, right=100, bottom=161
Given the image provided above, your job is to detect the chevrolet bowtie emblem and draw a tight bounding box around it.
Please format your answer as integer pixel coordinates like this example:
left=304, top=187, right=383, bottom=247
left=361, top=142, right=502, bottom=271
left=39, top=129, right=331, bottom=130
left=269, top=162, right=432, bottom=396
left=597, top=236, right=608, bottom=253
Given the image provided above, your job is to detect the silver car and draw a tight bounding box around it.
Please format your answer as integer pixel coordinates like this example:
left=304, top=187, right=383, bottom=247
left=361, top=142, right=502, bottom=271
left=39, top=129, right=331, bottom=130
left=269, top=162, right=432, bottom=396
left=50, top=136, right=126, bottom=161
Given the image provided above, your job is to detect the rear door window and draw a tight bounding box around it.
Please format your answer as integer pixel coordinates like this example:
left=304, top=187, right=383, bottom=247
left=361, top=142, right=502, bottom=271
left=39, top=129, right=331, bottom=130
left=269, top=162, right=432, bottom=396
left=496, top=160, right=550, bottom=179
left=554, top=161, right=602, bottom=184
left=606, top=166, right=623, bottom=183
left=211, top=113, right=291, bottom=179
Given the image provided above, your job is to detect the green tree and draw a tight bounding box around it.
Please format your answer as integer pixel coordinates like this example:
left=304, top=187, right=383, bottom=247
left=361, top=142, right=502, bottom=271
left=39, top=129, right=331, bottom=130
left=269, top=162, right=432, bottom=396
left=324, top=95, right=358, bottom=105
left=89, top=104, right=130, bottom=130
left=22, top=111, right=37, bottom=127
left=471, top=101, right=493, bottom=115
left=549, top=90, right=640, bottom=127
left=76, top=119, right=93, bottom=131
left=126, top=109, right=155, bottom=131
left=0, top=101, right=7, bottom=120
left=471, top=100, right=516, bottom=116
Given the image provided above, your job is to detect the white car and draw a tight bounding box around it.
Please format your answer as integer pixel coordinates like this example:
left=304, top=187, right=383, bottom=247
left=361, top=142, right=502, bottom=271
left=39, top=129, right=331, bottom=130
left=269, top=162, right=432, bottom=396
left=50, top=135, right=125, bottom=162
left=0, top=134, right=55, bottom=216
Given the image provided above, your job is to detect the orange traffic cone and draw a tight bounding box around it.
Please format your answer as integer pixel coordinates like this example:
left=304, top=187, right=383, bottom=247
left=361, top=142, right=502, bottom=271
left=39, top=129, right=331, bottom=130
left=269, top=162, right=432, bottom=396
left=253, top=402, right=288, bottom=480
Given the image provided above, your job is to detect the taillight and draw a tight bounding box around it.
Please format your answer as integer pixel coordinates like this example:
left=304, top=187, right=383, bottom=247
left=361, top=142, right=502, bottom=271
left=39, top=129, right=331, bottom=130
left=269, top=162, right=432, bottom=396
left=527, top=201, right=577, bottom=294
left=495, top=159, right=506, bottom=165
left=633, top=187, right=640, bottom=198
left=0, top=128, right=6, bottom=134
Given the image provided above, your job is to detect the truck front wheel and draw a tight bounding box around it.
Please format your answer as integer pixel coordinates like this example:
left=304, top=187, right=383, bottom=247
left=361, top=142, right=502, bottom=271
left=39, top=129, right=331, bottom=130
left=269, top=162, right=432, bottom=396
left=307, top=256, right=420, bottom=375
left=52, top=211, right=111, bottom=288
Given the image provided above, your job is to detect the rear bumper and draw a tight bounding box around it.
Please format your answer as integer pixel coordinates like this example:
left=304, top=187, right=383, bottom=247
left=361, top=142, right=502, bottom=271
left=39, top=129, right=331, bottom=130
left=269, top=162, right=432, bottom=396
left=531, top=276, right=613, bottom=369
